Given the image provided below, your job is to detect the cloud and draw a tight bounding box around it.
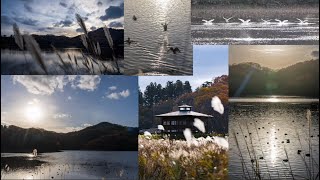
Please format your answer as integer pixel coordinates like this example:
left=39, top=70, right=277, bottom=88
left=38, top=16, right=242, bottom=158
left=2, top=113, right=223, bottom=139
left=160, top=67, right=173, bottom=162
left=24, top=4, right=33, bottom=13
left=1, top=15, right=13, bottom=25
left=90, top=26, right=97, bottom=31
left=12, top=76, right=101, bottom=95
left=53, top=113, right=72, bottom=119
left=105, top=89, right=130, bottom=100
left=119, top=89, right=130, bottom=98
left=108, top=21, right=123, bottom=28
left=311, top=51, right=319, bottom=58
left=13, top=76, right=67, bottom=95
left=65, top=126, right=83, bottom=132
left=97, top=1, right=103, bottom=6
left=37, top=27, right=54, bottom=31
left=74, top=75, right=101, bottom=91
left=28, top=98, right=40, bottom=105
left=59, top=2, right=68, bottom=8
left=109, top=86, right=117, bottom=90
left=83, top=123, right=92, bottom=127
left=13, top=17, right=38, bottom=26
left=99, top=3, right=124, bottom=21
left=53, top=19, right=73, bottom=27
left=67, top=96, right=72, bottom=100
left=76, top=28, right=84, bottom=32
left=107, top=92, right=119, bottom=99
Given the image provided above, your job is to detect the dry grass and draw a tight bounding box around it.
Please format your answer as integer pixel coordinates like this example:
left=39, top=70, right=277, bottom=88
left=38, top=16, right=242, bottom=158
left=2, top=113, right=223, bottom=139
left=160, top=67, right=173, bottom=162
left=139, top=135, right=228, bottom=180
left=11, top=14, right=121, bottom=75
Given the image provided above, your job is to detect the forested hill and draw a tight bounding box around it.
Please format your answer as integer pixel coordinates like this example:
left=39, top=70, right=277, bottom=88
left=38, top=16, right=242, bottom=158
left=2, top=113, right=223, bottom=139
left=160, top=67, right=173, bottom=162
left=139, top=75, right=228, bottom=134
left=229, top=60, right=319, bottom=97
left=1, top=122, right=138, bottom=153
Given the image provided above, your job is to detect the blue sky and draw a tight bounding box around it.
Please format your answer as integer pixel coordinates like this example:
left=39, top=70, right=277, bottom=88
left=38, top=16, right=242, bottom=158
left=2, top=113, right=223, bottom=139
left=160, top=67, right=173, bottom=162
left=139, top=45, right=228, bottom=92
left=1, top=75, right=138, bottom=132
left=1, top=0, right=123, bottom=36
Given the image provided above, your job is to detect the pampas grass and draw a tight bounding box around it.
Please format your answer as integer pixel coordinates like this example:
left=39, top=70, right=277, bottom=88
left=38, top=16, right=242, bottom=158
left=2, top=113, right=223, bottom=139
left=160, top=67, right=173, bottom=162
left=23, top=34, right=48, bottom=74
left=11, top=15, right=122, bottom=75
left=13, top=24, right=24, bottom=50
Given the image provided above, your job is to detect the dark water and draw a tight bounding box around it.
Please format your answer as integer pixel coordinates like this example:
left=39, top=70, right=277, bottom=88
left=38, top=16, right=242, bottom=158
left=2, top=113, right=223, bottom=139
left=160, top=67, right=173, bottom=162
left=1, top=151, right=138, bottom=179
left=1, top=49, right=121, bottom=75
left=229, top=98, right=319, bottom=179
left=192, top=6, right=319, bottom=45
left=124, top=0, right=192, bottom=75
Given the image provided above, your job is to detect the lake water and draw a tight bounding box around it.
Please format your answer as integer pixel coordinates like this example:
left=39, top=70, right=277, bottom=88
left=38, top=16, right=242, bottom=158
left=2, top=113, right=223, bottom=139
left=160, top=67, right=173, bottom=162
left=192, top=6, right=319, bottom=45
left=1, top=151, right=138, bottom=179
left=228, top=97, right=319, bottom=179
left=1, top=49, right=122, bottom=75
left=124, top=0, right=193, bottom=75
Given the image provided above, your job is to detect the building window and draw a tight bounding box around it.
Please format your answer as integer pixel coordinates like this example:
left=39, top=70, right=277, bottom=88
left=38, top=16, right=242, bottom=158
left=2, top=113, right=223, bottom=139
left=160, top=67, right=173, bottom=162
left=171, top=121, right=177, bottom=125
left=186, top=107, right=191, bottom=111
left=179, top=107, right=186, bottom=111
left=183, top=120, right=186, bottom=125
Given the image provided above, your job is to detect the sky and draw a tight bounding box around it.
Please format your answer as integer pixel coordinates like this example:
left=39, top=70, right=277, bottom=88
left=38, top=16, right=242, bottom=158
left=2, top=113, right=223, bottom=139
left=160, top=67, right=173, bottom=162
left=1, top=75, right=138, bottom=133
left=229, top=45, right=319, bottom=69
left=139, top=45, right=228, bottom=93
left=1, top=0, right=124, bottom=37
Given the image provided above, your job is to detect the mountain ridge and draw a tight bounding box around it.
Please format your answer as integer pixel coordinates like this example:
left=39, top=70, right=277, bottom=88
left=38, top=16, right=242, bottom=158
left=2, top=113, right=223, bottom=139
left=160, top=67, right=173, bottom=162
left=1, top=122, right=138, bottom=153
left=229, top=59, right=319, bottom=97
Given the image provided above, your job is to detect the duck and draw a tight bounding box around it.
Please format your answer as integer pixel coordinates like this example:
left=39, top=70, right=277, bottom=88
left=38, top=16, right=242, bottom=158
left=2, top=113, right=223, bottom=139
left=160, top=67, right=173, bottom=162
left=275, top=19, right=289, bottom=26
left=238, top=18, right=251, bottom=25
left=132, top=15, right=137, bottom=21
left=261, top=19, right=272, bottom=24
left=296, top=18, right=309, bottom=25
left=223, top=17, right=233, bottom=23
left=202, top=19, right=214, bottom=25
left=167, top=47, right=181, bottom=54
left=161, top=22, right=169, bottom=31
left=125, top=37, right=135, bottom=45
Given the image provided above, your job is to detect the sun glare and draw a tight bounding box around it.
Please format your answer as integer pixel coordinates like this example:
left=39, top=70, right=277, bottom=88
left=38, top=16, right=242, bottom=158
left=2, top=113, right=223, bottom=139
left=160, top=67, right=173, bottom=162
left=266, top=97, right=280, bottom=103
left=25, top=105, right=43, bottom=122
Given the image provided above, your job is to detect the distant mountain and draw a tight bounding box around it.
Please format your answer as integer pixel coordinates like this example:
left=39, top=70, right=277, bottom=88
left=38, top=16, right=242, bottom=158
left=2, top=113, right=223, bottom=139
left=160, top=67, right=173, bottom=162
left=229, top=59, right=319, bottom=97
left=0, top=28, right=124, bottom=58
left=1, top=122, right=138, bottom=153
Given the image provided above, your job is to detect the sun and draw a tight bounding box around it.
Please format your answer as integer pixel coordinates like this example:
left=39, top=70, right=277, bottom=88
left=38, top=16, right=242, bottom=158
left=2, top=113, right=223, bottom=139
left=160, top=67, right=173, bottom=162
left=25, top=105, right=43, bottom=122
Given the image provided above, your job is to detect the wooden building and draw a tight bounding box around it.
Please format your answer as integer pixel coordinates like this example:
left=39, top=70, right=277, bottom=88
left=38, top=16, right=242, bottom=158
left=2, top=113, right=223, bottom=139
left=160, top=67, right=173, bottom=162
left=156, top=105, right=213, bottom=133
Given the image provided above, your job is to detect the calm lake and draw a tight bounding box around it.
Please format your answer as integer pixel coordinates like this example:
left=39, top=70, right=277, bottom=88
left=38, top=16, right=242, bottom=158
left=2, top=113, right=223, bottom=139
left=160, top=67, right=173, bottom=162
left=124, top=0, right=192, bottom=75
left=1, top=151, right=138, bottom=179
left=1, top=49, right=122, bottom=75
left=192, top=7, right=319, bottom=45
left=229, top=97, right=319, bottom=179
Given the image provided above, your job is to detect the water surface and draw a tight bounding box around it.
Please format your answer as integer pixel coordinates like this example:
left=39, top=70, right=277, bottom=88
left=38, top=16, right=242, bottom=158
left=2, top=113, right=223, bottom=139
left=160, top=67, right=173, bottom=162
left=1, top=49, right=122, bottom=75
left=124, top=0, right=192, bottom=75
left=192, top=6, right=319, bottom=45
left=1, top=151, right=138, bottom=179
left=229, top=97, right=319, bottom=179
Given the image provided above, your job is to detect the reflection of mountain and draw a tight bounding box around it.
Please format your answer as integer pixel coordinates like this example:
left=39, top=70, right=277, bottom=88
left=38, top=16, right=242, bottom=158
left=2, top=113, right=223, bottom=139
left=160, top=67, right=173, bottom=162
left=0, top=28, right=124, bottom=58
left=1, top=122, right=138, bottom=153
left=229, top=60, right=319, bottom=97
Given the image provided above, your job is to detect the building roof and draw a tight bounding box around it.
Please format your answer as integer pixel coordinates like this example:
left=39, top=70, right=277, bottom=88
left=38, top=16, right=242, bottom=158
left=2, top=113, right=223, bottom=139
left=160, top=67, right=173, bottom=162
left=156, top=110, right=213, bottom=117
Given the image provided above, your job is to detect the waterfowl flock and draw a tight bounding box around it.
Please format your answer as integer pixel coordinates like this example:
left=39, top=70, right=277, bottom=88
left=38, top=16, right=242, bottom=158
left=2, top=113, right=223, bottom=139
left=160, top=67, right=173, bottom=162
left=200, top=17, right=314, bottom=26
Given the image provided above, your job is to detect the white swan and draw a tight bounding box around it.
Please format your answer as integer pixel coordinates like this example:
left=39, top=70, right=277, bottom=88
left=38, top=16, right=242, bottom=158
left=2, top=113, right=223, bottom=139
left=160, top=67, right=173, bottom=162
left=238, top=18, right=251, bottom=25
left=296, top=18, right=309, bottom=25
left=261, top=19, right=272, bottom=24
left=223, top=17, right=233, bottom=23
left=275, top=19, right=289, bottom=26
left=202, top=19, right=214, bottom=25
